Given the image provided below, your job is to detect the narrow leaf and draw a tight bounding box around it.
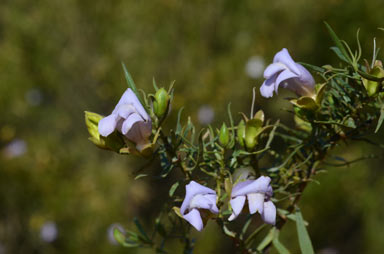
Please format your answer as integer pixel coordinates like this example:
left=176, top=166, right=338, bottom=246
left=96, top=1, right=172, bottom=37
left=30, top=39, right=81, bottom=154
left=256, top=228, right=274, bottom=251
left=375, top=104, right=384, bottom=133
left=133, top=217, right=151, bottom=243
left=273, top=229, right=291, bottom=254
left=134, top=174, right=148, bottom=180
left=324, top=22, right=352, bottom=63
left=295, top=208, right=315, bottom=254
left=169, top=181, right=179, bottom=197
left=176, top=107, right=184, bottom=135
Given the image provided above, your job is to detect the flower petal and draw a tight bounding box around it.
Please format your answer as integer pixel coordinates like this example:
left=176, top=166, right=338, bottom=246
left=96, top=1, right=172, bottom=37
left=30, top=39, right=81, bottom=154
left=264, top=63, right=286, bottom=79
left=231, top=176, right=271, bottom=197
left=98, top=114, right=118, bottom=137
left=180, top=181, right=216, bottom=215
left=137, top=121, right=152, bottom=139
left=116, top=104, right=136, bottom=119
left=275, top=69, right=299, bottom=93
left=260, top=75, right=277, bottom=98
left=121, top=113, right=142, bottom=135
left=247, top=193, right=265, bottom=215
left=228, top=196, right=246, bottom=221
left=190, top=194, right=213, bottom=210
left=273, top=48, right=300, bottom=75
left=204, top=194, right=219, bottom=214
left=112, top=88, right=150, bottom=121
left=183, top=208, right=204, bottom=231
left=261, top=200, right=276, bottom=225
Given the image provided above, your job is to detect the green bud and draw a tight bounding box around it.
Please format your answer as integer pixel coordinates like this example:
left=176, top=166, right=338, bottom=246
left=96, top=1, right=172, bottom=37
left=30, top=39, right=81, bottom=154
left=244, top=118, right=263, bottom=149
left=153, top=88, right=170, bottom=118
left=219, top=123, right=229, bottom=147
left=237, top=120, right=246, bottom=147
left=362, top=60, right=384, bottom=96
left=253, top=109, right=265, bottom=122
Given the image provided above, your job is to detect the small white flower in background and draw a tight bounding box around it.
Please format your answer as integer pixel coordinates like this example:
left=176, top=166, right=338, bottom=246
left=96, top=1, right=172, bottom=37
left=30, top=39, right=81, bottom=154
left=3, top=139, right=27, bottom=159
left=260, top=48, right=315, bottom=98
left=40, top=221, right=58, bottom=243
left=180, top=181, right=219, bottom=231
left=98, top=88, right=152, bottom=152
left=229, top=175, right=276, bottom=225
left=197, top=105, right=215, bottom=125
left=245, top=56, right=265, bottom=79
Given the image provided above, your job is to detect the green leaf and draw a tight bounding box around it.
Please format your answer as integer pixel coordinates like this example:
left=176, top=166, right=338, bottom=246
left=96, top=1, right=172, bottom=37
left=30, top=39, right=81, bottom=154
left=256, top=228, right=274, bottom=251
left=169, top=181, right=179, bottom=197
left=300, top=62, right=326, bottom=73
left=134, top=174, right=148, bottom=180
left=222, top=225, right=237, bottom=238
left=133, top=217, right=152, bottom=244
left=324, top=22, right=352, bottom=64
left=175, top=107, right=184, bottom=135
left=273, top=229, right=291, bottom=254
left=375, top=104, right=384, bottom=133
left=295, top=208, right=315, bottom=254
left=121, top=63, right=148, bottom=110
left=122, top=62, right=138, bottom=94
left=152, top=77, right=159, bottom=90
left=330, top=47, right=348, bottom=63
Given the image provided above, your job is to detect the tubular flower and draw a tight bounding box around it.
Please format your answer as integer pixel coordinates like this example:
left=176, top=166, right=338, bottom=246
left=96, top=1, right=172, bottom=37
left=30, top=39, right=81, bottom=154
left=98, top=88, right=152, bottom=152
left=180, top=181, right=219, bottom=231
left=260, top=48, right=315, bottom=98
left=229, top=176, right=276, bottom=225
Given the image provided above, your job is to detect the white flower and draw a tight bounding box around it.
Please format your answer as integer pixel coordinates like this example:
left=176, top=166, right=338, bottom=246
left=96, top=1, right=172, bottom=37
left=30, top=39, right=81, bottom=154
left=180, top=181, right=219, bottom=231
left=98, top=88, right=152, bottom=152
left=40, top=221, right=58, bottom=243
left=260, top=48, right=315, bottom=98
left=229, top=176, right=276, bottom=225
left=245, top=56, right=265, bottom=79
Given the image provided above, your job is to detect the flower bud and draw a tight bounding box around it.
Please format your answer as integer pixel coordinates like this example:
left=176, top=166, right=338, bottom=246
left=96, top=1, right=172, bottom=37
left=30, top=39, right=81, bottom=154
left=244, top=118, right=263, bottom=149
left=153, top=88, right=170, bottom=118
left=237, top=110, right=265, bottom=150
left=219, top=123, right=229, bottom=147
left=362, top=61, right=384, bottom=96
left=237, top=120, right=246, bottom=147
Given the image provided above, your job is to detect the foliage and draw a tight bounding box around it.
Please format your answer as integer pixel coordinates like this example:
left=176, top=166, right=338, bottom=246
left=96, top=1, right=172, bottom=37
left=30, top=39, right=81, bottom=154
left=85, top=27, right=384, bottom=253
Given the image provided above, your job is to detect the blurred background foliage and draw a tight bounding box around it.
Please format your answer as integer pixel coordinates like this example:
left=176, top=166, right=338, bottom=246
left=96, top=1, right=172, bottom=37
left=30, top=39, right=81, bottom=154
left=1, top=0, right=384, bottom=253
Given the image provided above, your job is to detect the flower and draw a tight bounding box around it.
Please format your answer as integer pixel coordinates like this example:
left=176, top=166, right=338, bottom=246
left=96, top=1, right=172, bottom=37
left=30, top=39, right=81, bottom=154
left=180, top=181, right=219, bottom=231
left=228, top=175, right=276, bottom=225
left=98, top=88, right=152, bottom=152
left=260, top=48, right=315, bottom=98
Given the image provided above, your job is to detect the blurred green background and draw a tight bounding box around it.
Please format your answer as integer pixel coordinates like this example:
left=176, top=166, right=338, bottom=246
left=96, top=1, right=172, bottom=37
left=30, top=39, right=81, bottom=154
left=1, top=0, right=384, bottom=253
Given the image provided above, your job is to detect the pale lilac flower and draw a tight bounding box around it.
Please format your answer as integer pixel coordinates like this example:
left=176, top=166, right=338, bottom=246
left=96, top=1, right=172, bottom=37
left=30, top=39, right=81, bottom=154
left=40, top=221, right=58, bottom=243
left=197, top=105, right=215, bottom=125
left=245, top=56, right=265, bottom=79
left=3, top=139, right=27, bottom=158
left=260, top=48, right=315, bottom=98
left=180, top=181, right=219, bottom=231
left=98, top=88, right=152, bottom=152
left=229, top=176, right=276, bottom=225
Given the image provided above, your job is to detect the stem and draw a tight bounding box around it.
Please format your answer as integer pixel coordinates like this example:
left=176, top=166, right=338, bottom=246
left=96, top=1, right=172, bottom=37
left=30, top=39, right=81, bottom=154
left=159, top=129, right=191, bottom=180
